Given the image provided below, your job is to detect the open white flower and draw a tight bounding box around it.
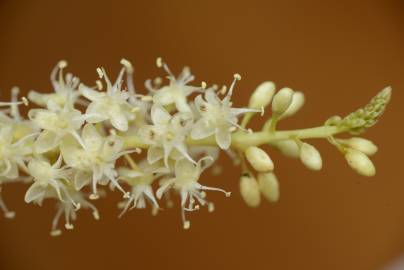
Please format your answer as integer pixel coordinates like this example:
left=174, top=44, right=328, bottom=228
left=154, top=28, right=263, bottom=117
left=28, top=101, right=86, bottom=153
left=24, top=156, right=79, bottom=209
left=61, top=124, right=131, bottom=199
left=156, top=157, right=230, bottom=229
left=152, top=59, right=201, bottom=112
left=191, top=75, right=260, bottom=149
left=80, top=65, right=136, bottom=131
left=28, top=60, right=81, bottom=108
left=139, top=104, right=195, bottom=167
left=0, top=126, right=32, bottom=179
left=117, top=160, right=168, bottom=217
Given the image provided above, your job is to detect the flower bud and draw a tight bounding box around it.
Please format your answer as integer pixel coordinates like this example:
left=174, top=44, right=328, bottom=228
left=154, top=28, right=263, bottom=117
left=338, top=137, right=378, bottom=156
left=344, top=148, right=376, bottom=177
left=239, top=174, right=261, bottom=207
left=245, top=146, right=274, bottom=172
left=273, top=140, right=300, bottom=158
left=279, top=91, right=305, bottom=119
left=299, top=143, right=322, bottom=171
left=258, top=172, right=279, bottom=202
left=271, top=87, right=294, bottom=115
left=248, top=81, right=276, bottom=109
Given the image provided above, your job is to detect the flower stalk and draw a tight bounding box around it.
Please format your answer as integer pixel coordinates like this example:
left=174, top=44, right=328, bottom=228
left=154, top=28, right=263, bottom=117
left=0, top=57, right=392, bottom=235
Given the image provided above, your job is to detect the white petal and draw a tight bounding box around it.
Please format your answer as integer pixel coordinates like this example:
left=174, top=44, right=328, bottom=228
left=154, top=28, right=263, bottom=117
left=151, top=105, right=171, bottom=125
left=74, top=170, right=92, bottom=190
left=110, top=112, right=128, bottom=131
left=80, top=85, right=105, bottom=101
left=34, top=130, right=59, bottom=153
left=147, top=146, right=164, bottom=164
left=215, top=126, right=231, bottom=150
left=24, top=182, right=46, bottom=203
left=82, top=124, right=103, bottom=151
left=153, top=87, right=175, bottom=105
left=191, top=120, right=215, bottom=140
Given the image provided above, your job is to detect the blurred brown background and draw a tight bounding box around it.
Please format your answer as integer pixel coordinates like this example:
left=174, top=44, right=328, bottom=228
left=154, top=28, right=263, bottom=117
left=0, top=0, right=403, bottom=269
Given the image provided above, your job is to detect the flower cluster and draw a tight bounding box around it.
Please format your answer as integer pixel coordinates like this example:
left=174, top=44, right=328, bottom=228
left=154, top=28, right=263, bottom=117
left=0, top=58, right=392, bottom=236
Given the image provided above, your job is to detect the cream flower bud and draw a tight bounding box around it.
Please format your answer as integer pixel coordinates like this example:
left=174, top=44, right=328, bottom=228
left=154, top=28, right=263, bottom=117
left=279, top=91, right=305, bottom=119
left=344, top=148, right=376, bottom=177
left=245, top=146, right=274, bottom=172
left=299, top=143, right=322, bottom=171
left=271, top=87, right=294, bottom=115
left=248, top=81, right=276, bottom=109
left=258, top=172, right=279, bottom=202
left=338, top=137, right=378, bottom=156
left=239, top=174, right=261, bottom=208
left=273, top=140, right=300, bottom=158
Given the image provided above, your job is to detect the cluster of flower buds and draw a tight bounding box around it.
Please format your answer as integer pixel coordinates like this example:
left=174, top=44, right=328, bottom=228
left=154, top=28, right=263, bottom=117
left=0, top=58, right=391, bottom=236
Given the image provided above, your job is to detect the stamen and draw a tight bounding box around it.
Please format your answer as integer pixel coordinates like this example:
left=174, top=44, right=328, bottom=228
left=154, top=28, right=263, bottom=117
left=208, top=202, right=215, bottom=212
left=89, top=193, right=99, bottom=200
left=58, top=60, right=68, bottom=69
left=50, top=229, right=62, bottom=237
left=120, top=58, right=133, bottom=73
left=0, top=191, right=15, bottom=219
left=156, top=57, right=163, bottom=68
left=96, top=68, right=104, bottom=79
left=95, top=80, right=103, bottom=90
left=201, top=81, right=207, bottom=89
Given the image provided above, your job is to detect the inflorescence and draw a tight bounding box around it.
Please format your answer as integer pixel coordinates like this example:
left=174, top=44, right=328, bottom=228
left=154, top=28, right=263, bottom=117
left=0, top=58, right=392, bottom=236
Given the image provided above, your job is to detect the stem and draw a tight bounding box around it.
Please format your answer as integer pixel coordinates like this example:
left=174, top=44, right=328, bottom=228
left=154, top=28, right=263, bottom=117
left=124, top=125, right=346, bottom=150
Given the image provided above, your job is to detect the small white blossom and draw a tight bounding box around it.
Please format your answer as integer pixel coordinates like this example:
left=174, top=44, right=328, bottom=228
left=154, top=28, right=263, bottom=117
left=139, top=104, right=194, bottom=166
left=153, top=59, right=201, bottom=112
left=191, top=75, right=259, bottom=149
left=28, top=60, right=81, bottom=108
left=0, top=126, right=32, bottom=179
left=24, top=156, right=79, bottom=208
left=28, top=101, right=86, bottom=153
left=156, top=157, right=230, bottom=229
left=60, top=124, right=131, bottom=199
left=80, top=65, right=136, bottom=131
left=117, top=160, right=168, bottom=217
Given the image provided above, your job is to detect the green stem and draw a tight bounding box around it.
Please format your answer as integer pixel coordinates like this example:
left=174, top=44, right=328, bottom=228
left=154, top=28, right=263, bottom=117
left=124, top=125, right=346, bottom=150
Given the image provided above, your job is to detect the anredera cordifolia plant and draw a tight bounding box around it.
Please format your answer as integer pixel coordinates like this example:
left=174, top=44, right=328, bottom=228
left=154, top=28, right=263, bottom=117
left=0, top=58, right=392, bottom=236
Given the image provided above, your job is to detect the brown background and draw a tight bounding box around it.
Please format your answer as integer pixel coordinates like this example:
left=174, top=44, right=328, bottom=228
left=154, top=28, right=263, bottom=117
left=0, top=1, right=403, bottom=270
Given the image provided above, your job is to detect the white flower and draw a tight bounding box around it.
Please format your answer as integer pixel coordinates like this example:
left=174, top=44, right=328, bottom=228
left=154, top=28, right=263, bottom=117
left=60, top=124, right=131, bottom=199
left=80, top=65, right=136, bottom=131
left=156, top=157, right=230, bottom=229
left=24, top=156, right=79, bottom=209
left=117, top=160, right=168, bottom=217
left=0, top=126, right=32, bottom=179
left=191, top=74, right=259, bottom=149
left=28, top=60, right=81, bottom=108
left=152, top=58, right=201, bottom=112
left=28, top=100, right=87, bottom=153
left=139, top=104, right=195, bottom=167
left=49, top=188, right=100, bottom=237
